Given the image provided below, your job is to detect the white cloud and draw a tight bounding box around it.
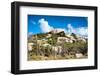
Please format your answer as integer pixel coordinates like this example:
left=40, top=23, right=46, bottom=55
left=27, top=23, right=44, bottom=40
left=38, top=18, right=54, bottom=33
left=28, top=32, right=33, bottom=35
left=38, top=18, right=67, bottom=33
left=38, top=19, right=87, bottom=36
left=68, top=24, right=73, bottom=30
left=31, top=21, right=36, bottom=25
left=67, top=24, right=88, bottom=36
left=77, top=27, right=88, bottom=36
left=67, top=24, right=76, bottom=33
left=56, top=28, right=67, bottom=33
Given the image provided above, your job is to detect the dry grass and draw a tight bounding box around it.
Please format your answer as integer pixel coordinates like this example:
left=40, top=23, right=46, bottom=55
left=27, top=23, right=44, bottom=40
left=28, top=54, right=87, bottom=61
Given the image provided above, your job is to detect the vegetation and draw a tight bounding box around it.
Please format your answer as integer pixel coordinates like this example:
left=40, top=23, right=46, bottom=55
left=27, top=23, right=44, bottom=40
left=28, top=31, right=88, bottom=61
left=71, top=33, right=77, bottom=39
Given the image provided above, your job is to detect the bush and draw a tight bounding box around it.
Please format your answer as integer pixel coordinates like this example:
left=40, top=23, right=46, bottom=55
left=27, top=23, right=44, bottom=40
left=63, top=41, right=88, bottom=55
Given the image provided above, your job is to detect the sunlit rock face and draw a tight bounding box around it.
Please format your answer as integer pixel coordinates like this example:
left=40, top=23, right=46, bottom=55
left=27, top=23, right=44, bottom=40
left=28, top=43, right=34, bottom=51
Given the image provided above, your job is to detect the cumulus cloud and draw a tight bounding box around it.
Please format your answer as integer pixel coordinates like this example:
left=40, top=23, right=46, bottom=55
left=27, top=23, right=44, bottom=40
left=67, top=24, right=88, bottom=36
left=77, top=27, right=88, bottom=36
left=68, top=24, right=73, bottom=30
left=67, top=24, right=76, bottom=33
left=38, top=18, right=54, bottom=33
left=38, top=18, right=87, bottom=36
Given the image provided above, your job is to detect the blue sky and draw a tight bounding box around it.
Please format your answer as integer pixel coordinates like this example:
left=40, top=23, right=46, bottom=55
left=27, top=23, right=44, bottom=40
left=28, top=15, right=88, bottom=36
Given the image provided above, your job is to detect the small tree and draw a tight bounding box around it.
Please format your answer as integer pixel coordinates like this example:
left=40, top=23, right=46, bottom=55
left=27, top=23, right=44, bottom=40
left=71, top=33, right=77, bottom=39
